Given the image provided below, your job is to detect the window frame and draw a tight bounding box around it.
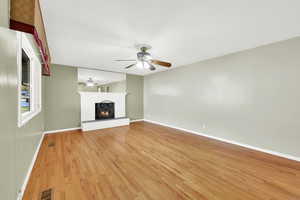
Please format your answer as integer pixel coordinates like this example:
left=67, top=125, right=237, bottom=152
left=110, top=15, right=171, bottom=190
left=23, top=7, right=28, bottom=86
left=17, top=32, right=42, bottom=127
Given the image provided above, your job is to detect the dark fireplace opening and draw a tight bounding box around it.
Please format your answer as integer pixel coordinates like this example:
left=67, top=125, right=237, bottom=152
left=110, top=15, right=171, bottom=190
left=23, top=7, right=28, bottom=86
left=95, top=101, right=115, bottom=120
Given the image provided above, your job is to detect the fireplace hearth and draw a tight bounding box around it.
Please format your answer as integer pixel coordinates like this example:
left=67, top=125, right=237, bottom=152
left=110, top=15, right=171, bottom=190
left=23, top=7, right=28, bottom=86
left=95, top=101, right=115, bottom=120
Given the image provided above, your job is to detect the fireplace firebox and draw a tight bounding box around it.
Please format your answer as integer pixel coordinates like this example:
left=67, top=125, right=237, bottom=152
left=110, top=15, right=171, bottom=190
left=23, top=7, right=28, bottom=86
left=95, top=101, right=115, bottom=120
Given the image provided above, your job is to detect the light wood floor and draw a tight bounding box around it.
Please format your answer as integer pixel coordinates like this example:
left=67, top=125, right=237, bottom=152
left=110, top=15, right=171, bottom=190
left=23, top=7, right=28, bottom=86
left=23, top=122, right=300, bottom=200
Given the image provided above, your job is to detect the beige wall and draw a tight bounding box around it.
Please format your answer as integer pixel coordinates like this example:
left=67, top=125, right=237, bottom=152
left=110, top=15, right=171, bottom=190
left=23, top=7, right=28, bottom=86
left=107, top=80, right=126, bottom=93
left=144, top=36, right=300, bottom=158
left=0, top=28, right=44, bottom=200
left=101, top=80, right=127, bottom=93
left=126, top=74, right=144, bottom=120
left=44, top=64, right=81, bottom=131
left=0, top=0, right=9, bottom=28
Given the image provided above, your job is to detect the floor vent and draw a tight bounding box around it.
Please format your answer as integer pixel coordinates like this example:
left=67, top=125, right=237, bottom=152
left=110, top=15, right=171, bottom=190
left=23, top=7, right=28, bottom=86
left=48, top=141, right=55, bottom=147
left=40, top=188, right=53, bottom=200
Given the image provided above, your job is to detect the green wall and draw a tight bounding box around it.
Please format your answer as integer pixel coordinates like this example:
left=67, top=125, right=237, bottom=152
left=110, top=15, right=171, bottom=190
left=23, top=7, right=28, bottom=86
left=100, top=80, right=127, bottom=93
left=144, top=36, right=300, bottom=158
left=0, top=0, right=9, bottom=28
left=78, top=83, right=98, bottom=92
left=78, top=80, right=127, bottom=93
left=126, top=74, right=144, bottom=120
left=44, top=64, right=81, bottom=131
left=0, top=27, right=17, bottom=200
left=0, top=28, right=44, bottom=200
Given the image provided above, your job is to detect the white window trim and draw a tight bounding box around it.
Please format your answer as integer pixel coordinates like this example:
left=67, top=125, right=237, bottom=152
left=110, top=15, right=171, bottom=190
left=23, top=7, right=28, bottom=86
left=17, top=32, right=42, bottom=127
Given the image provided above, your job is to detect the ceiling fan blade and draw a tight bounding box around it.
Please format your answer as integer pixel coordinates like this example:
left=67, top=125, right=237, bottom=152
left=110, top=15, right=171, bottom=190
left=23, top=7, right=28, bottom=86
left=149, top=63, right=156, bottom=71
left=125, top=64, right=135, bottom=69
left=115, top=59, right=136, bottom=62
left=151, top=60, right=172, bottom=67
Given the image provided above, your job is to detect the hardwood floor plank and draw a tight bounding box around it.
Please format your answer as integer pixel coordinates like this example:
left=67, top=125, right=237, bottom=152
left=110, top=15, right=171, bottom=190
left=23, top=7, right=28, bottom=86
left=23, top=122, right=300, bottom=200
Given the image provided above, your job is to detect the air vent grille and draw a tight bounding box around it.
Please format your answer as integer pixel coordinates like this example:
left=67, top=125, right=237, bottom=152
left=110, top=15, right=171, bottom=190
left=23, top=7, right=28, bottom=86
left=40, top=188, right=53, bottom=200
left=48, top=141, right=55, bottom=147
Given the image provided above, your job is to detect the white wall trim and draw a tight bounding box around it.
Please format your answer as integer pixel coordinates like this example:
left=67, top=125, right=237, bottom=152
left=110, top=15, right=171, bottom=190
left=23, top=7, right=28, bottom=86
left=44, top=127, right=81, bottom=134
left=17, top=133, right=45, bottom=200
left=144, top=119, right=300, bottom=163
left=17, top=33, right=42, bottom=128
left=130, top=119, right=144, bottom=123
left=45, top=120, right=143, bottom=133
left=82, top=118, right=129, bottom=131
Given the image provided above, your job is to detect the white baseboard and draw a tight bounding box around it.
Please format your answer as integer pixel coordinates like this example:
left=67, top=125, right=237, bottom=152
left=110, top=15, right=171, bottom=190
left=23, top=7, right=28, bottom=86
left=17, top=132, right=45, bottom=200
left=130, top=119, right=144, bottom=123
left=45, top=120, right=145, bottom=134
left=44, top=127, right=81, bottom=134
left=82, top=118, right=129, bottom=131
left=144, top=119, right=300, bottom=163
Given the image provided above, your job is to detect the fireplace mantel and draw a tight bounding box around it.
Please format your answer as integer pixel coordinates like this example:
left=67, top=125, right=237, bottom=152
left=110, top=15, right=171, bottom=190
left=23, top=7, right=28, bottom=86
left=79, top=92, right=127, bottom=121
left=79, top=92, right=129, bottom=130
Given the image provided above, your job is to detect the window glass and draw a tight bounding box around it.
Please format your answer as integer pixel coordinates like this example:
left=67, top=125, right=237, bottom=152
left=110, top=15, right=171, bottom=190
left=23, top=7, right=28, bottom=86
left=21, top=49, right=30, bottom=113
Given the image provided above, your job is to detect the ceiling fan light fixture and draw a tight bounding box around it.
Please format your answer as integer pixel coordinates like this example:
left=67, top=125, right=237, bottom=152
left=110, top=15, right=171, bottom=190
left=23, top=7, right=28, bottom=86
left=136, top=61, right=144, bottom=69
left=118, top=44, right=171, bottom=71
left=143, top=62, right=150, bottom=69
left=86, top=78, right=95, bottom=87
left=143, top=54, right=152, bottom=61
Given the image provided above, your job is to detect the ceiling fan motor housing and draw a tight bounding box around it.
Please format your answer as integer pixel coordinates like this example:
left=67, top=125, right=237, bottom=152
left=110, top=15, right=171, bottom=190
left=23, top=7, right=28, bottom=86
left=137, top=51, right=151, bottom=61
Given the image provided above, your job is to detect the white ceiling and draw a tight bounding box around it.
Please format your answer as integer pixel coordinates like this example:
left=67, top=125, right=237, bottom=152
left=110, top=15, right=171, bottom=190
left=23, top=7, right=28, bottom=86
left=78, top=68, right=126, bottom=85
left=40, top=0, right=300, bottom=75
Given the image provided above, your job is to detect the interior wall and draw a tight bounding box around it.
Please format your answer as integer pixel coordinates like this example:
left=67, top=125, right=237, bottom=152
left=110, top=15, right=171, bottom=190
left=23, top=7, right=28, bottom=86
left=110, top=80, right=126, bottom=92
left=101, top=80, right=127, bottom=93
left=0, top=28, right=44, bottom=200
left=44, top=64, right=80, bottom=131
left=0, top=0, right=9, bottom=28
left=0, top=27, right=17, bottom=200
left=144, top=36, right=300, bottom=158
left=78, top=80, right=127, bottom=93
left=78, top=83, right=98, bottom=92
left=126, top=74, right=144, bottom=120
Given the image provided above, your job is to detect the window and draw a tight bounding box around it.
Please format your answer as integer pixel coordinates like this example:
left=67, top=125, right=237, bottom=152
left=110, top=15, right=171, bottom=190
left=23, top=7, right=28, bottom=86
left=21, top=49, right=31, bottom=113
left=17, top=33, right=42, bottom=127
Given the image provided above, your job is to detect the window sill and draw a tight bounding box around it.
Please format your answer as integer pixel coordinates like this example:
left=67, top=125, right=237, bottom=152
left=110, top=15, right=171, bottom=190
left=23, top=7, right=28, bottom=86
left=18, top=109, right=41, bottom=127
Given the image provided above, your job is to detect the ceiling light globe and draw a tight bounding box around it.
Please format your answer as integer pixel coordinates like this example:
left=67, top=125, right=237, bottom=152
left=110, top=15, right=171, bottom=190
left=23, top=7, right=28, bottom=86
left=136, top=61, right=144, bottom=69
left=143, top=62, right=150, bottom=69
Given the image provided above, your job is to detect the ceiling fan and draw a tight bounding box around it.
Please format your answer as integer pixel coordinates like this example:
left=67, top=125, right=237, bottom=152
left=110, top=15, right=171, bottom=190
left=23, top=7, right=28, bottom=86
left=85, top=77, right=96, bottom=87
left=115, top=44, right=172, bottom=71
left=78, top=77, right=97, bottom=87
